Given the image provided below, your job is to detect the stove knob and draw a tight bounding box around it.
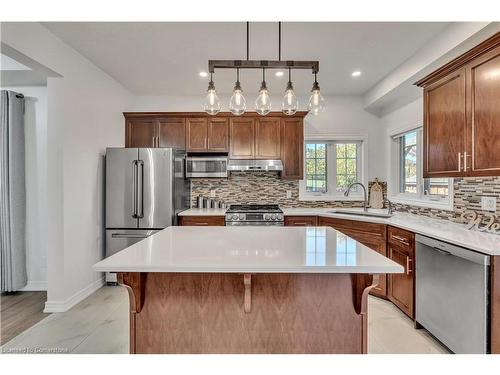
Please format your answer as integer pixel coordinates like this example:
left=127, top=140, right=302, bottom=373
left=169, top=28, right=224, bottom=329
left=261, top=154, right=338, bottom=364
left=271, top=214, right=277, bottom=220
left=264, top=214, right=270, bottom=220
left=277, top=214, right=283, bottom=220
left=232, top=214, right=239, bottom=220
left=239, top=214, right=245, bottom=220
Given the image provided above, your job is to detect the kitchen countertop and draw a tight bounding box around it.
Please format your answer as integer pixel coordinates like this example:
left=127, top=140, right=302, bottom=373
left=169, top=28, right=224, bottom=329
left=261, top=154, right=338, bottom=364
left=93, top=226, right=404, bottom=274
left=178, top=207, right=500, bottom=256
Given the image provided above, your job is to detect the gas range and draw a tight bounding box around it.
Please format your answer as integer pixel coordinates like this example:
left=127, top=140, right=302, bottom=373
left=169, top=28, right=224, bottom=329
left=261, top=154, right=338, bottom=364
left=225, top=204, right=284, bottom=226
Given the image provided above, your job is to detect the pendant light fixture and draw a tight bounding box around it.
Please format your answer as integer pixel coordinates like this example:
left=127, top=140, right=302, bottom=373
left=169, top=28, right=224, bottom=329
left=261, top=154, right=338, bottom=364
left=308, top=72, right=325, bottom=115
left=255, top=68, right=271, bottom=115
left=229, top=68, right=246, bottom=116
left=203, top=73, right=221, bottom=115
left=204, top=22, right=324, bottom=116
left=282, top=68, right=298, bottom=115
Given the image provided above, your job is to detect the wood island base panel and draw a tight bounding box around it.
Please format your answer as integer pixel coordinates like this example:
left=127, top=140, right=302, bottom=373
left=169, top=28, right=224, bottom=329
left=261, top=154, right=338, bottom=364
left=117, top=272, right=378, bottom=354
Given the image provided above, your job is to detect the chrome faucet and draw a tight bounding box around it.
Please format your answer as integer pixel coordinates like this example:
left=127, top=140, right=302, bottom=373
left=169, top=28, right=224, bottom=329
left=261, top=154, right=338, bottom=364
left=344, top=182, right=369, bottom=212
left=386, top=199, right=394, bottom=215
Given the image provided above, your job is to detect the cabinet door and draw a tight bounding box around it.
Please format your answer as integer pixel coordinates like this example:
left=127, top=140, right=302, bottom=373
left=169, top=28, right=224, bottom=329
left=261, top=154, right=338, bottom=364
left=423, top=69, right=467, bottom=178
left=186, top=118, right=208, bottom=152
left=255, top=118, right=281, bottom=159
left=208, top=118, right=229, bottom=152
left=467, top=44, right=500, bottom=176
left=157, top=118, right=186, bottom=149
left=230, top=118, right=255, bottom=159
left=126, top=118, right=156, bottom=147
left=280, top=118, right=304, bottom=179
left=284, top=216, right=318, bottom=226
left=178, top=216, right=225, bottom=226
left=388, top=243, right=414, bottom=319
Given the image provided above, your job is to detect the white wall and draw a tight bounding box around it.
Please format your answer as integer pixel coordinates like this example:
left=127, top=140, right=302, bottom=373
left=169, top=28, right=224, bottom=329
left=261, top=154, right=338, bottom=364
left=0, top=85, right=48, bottom=290
left=128, top=94, right=386, bottom=181
left=1, top=23, right=133, bottom=311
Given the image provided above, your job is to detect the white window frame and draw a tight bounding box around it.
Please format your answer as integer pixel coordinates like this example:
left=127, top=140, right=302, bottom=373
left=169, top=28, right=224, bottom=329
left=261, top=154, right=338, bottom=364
left=299, top=134, right=368, bottom=201
left=388, top=124, right=454, bottom=210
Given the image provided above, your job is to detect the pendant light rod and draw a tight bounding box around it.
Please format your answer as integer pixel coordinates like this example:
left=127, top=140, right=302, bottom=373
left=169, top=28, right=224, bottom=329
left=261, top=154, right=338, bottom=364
left=278, top=22, right=281, bottom=61
left=246, top=21, right=249, bottom=61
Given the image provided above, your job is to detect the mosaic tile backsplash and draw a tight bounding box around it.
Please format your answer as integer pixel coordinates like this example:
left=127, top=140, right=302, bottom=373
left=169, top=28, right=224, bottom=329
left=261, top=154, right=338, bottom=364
left=191, top=173, right=499, bottom=225
left=394, top=177, right=500, bottom=225
left=190, top=172, right=382, bottom=208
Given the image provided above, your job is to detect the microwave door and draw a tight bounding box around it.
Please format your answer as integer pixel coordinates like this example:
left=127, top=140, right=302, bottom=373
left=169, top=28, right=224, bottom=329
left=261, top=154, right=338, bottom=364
left=105, top=148, right=139, bottom=229
left=138, top=148, right=173, bottom=229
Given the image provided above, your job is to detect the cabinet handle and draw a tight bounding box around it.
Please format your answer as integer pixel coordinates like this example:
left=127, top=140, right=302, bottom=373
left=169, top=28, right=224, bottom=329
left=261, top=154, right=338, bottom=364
left=406, top=256, right=412, bottom=275
left=293, top=222, right=309, bottom=225
left=464, top=151, right=468, bottom=171
left=458, top=152, right=462, bottom=172
left=392, top=234, right=409, bottom=245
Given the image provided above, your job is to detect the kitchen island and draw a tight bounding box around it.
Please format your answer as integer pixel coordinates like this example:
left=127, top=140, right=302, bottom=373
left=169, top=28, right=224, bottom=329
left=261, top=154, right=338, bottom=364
left=93, top=226, right=403, bottom=354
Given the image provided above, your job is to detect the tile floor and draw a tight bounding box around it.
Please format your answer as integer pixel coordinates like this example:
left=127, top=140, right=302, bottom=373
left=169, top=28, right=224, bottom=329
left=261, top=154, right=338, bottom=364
left=1, top=286, right=449, bottom=354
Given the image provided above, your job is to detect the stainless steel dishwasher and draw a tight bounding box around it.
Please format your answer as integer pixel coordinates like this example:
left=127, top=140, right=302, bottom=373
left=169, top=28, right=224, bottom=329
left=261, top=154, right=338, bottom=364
left=415, top=234, right=490, bottom=354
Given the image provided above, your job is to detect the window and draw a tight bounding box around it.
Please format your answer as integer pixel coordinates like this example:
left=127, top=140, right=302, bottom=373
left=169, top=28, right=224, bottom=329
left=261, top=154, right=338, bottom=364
left=301, top=139, right=364, bottom=200
left=391, top=129, right=452, bottom=208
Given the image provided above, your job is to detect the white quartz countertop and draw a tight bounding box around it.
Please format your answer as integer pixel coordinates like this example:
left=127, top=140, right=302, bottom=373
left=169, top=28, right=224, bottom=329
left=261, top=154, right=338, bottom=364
left=177, top=207, right=500, bottom=256
left=93, top=226, right=404, bottom=274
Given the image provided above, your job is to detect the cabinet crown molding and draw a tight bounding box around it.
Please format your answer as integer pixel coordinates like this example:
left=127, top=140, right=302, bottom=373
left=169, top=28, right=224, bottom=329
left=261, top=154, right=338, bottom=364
left=415, top=32, right=500, bottom=87
left=124, top=111, right=308, bottom=119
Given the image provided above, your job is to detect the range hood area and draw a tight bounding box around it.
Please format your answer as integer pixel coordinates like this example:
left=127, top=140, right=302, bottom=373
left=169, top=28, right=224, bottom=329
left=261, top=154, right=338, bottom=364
left=227, top=159, right=283, bottom=172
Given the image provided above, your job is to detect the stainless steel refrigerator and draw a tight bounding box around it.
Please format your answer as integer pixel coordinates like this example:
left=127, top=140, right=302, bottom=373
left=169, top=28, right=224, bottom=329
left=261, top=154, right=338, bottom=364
left=105, top=148, right=189, bottom=281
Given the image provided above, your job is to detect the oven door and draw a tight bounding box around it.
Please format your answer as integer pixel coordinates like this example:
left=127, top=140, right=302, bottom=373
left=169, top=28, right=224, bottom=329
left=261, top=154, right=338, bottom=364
left=186, top=157, right=228, bottom=178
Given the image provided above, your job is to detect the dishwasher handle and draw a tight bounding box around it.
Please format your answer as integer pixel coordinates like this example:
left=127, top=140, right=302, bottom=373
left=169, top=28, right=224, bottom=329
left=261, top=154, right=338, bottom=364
left=416, top=234, right=490, bottom=265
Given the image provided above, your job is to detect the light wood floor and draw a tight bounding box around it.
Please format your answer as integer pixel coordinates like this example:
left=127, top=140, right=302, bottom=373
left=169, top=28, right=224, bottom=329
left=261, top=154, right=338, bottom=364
left=1, top=291, right=50, bottom=345
left=1, top=286, right=449, bottom=354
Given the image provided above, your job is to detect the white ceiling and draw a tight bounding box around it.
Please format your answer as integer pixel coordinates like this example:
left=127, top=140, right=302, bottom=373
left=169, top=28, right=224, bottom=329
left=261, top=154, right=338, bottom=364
left=43, top=22, right=450, bottom=96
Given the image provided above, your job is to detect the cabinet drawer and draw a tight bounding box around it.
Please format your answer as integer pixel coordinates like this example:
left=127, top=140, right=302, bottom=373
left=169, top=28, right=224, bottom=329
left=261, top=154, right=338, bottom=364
left=284, top=216, right=318, bottom=226
left=388, top=226, right=415, bottom=250
left=178, top=216, right=225, bottom=226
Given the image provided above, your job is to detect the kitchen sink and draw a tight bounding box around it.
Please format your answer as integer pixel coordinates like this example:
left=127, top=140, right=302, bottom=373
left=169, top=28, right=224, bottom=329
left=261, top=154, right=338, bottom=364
left=328, top=209, right=393, bottom=219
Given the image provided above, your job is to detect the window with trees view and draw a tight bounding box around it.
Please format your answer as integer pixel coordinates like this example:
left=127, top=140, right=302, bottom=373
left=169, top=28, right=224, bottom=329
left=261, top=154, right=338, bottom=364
left=303, top=141, right=363, bottom=198
left=395, top=129, right=451, bottom=204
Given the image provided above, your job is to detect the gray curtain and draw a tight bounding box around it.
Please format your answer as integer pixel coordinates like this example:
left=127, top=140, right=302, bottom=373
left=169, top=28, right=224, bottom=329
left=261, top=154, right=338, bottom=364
left=1, top=90, right=27, bottom=292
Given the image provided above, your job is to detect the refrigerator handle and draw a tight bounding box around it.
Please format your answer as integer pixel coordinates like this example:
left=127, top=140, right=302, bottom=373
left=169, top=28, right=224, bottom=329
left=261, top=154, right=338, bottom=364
left=132, top=160, right=138, bottom=218
left=137, top=160, right=144, bottom=218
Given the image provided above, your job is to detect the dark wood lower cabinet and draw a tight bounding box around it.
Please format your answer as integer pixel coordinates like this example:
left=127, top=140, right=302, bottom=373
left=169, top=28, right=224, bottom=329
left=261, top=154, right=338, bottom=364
left=178, top=216, right=225, bottom=226
left=284, top=216, right=318, bottom=226
left=387, top=226, right=415, bottom=319
left=318, top=217, right=388, bottom=299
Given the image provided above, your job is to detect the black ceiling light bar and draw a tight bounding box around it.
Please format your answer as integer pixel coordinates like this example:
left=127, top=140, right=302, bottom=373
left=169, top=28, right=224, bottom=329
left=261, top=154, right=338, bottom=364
left=208, top=60, right=319, bottom=74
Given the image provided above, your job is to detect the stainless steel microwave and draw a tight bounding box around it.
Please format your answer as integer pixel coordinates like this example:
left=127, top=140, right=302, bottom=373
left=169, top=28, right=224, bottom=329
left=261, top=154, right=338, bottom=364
left=186, top=157, right=228, bottom=178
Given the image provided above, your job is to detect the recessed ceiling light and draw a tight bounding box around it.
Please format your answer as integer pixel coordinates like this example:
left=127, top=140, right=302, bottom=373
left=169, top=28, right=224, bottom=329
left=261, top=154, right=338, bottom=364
left=351, top=71, right=361, bottom=77
left=275, top=71, right=284, bottom=77
left=199, top=71, right=208, bottom=78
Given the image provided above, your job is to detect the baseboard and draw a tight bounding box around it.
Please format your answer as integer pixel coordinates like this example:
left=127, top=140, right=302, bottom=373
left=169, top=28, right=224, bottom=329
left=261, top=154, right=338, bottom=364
left=20, top=281, right=48, bottom=291
left=43, top=277, right=105, bottom=313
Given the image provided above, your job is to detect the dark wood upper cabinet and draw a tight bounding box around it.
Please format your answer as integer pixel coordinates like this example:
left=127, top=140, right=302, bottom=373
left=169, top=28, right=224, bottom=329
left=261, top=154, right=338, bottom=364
left=255, top=118, right=281, bottom=159
left=281, top=117, right=304, bottom=180
left=417, top=32, right=500, bottom=178
left=207, top=118, right=229, bottom=152
left=186, top=118, right=208, bottom=152
left=423, top=69, right=467, bottom=178
left=157, top=118, right=185, bottom=148
left=230, top=117, right=255, bottom=159
left=125, top=118, right=156, bottom=147
left=467, top=43, right=500, bottom=176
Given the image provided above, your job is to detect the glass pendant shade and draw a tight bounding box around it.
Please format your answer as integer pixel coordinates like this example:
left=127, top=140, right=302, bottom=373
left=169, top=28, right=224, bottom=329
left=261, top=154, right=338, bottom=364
left=229, top=69, right=246, bottom=116
left=308, top=75, right=325, bottom=115
left=204, top=76, right=221, bottom=115
left=282, top=73, right=298, bottom=115
left=255, top=70, right=271, bottom=116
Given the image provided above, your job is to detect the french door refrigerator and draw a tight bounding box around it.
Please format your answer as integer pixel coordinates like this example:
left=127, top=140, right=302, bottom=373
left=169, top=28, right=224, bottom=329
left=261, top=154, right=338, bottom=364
left=105, top=148, right=189, bottom=282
